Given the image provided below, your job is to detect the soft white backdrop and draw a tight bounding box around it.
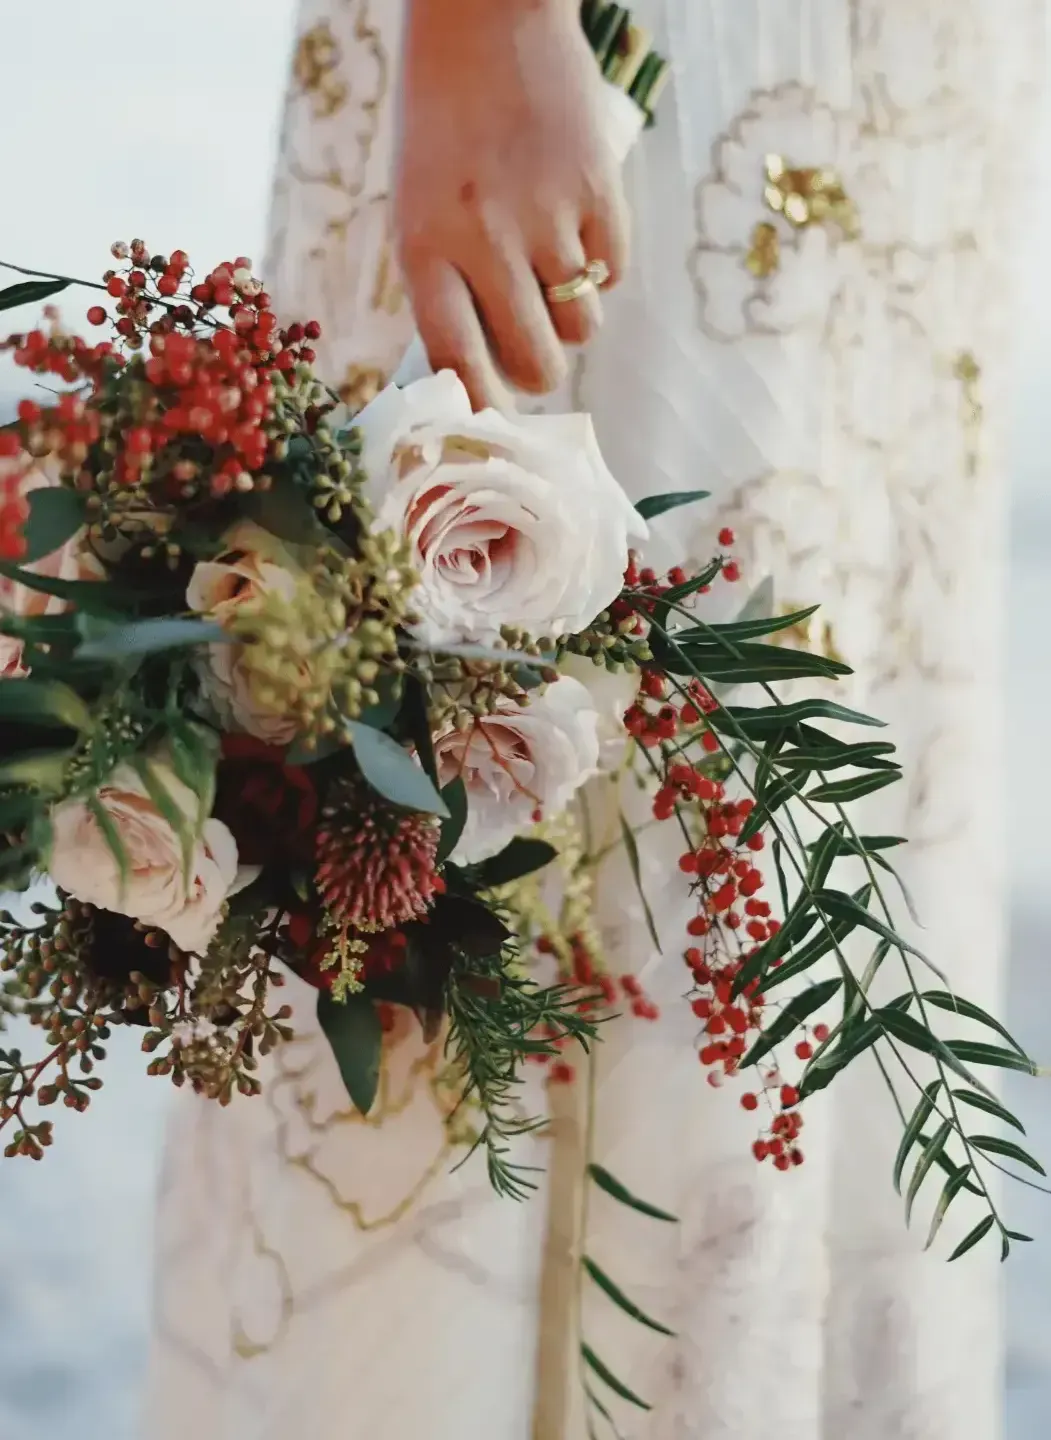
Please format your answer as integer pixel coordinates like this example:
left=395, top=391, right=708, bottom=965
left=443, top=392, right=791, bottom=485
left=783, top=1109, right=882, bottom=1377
left=0, top=4, right=1048, bottom=1438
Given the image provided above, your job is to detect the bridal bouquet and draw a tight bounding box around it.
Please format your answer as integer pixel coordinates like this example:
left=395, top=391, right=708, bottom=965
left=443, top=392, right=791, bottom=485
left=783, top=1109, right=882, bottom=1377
left=0, top=8, right=1039, bottom=1310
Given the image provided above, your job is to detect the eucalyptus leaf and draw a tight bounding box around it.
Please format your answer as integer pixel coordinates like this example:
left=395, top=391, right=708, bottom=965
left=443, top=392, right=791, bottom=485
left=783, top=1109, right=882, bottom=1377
left=587, top=1163, right=676, bottom=1222
left=436, top=778, right=467, bottom=863
left=76, top=615, right=228, bottom=661
left=477, top=837, right=558, bottom=889
left=634, top=488, right=709, bottom=521
left=344, top=719, right=450, bottom=817
left=317, top=991, right=383, bottom=1115
left=16, top=487, right=88, bottom=565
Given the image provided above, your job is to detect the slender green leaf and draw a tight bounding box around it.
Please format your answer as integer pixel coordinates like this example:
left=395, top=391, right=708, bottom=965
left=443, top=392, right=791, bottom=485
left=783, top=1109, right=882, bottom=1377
left=345, top=719, right=450, bottom=818
left=873, top=1006, right=992, bottom=1095
left=619, top=812, right=661, bottom=953
left=76, top=615, right=227, bottom=661
left=0, top=677, right=93, bottom=731
left=737, top=773, right=798, bottom=845
left=758, top=886, right=874, bottom=996
left=779, top=742, right=898, bottom=772
left=813, top=888, right=928, bottom=964
left=167, top=722, right=218, bottom=827
left=734, top=905, right=821, bottom=996
left=583, top=1257, right=674, bottom=1336
left=919, top=991, right=1029, bottom=1058
left=894, top=1081, right=942, bottom=1194
left=950, top=1088, right=1026, bottom=1135
left=477, top=838, right=558, bottom=889
left=316, top=991, right=383, bottom=1115
left=0, top=748, right=71, bottom=792
left=0, top=791, right=41, bottom=832
left=905, top=1119, right=952, bottom=1225
left=740, top=978, right=842, bottom=1068
left=581, top=1344, right=651, bottom=1411
left=587, top=1163, right=676, bottom=1222
left=808, top=769, right=902, bottom=804
left=800, top=1017, right=881, bottom=1095
left=0, top=277, right=70, bottom=312
left=806, top=823, right=846, bottom=892
left=948, top=1215, right=995, bottom=1262
left=711, top=698, right=886, bottom=738
left=436, top=779, right=467, bottom=863
left=132, top=756, right=196, bottom=885
left=87, top=793, right=130, bottom=902
left=583, top=1386, right=616, bottom=1433
left=669, top=641, right=851, bottom=685
left=842, top=940, right=891, bottom=1021
left=925, top=1165, right=974, bottom=1250
left=968, top=1134, right=1047, bottom=1176
left=1006, top=1230, right=1034, bottom=1243
left=15, top=486, right=87, bottom=564
left=677, top=603, right=820, bottom=645
left=634, top=488, right=709, bottom=521
left=946, top=1040, right=1037, bottom=1076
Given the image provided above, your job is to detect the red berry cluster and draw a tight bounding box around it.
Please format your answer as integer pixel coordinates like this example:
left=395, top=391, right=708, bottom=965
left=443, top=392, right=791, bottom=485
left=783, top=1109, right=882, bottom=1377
left=532, top=932, right=659, bottom=1085
left=1, top=241, right=325, bottom=527
left=617, top=535, right=832, bottom=1171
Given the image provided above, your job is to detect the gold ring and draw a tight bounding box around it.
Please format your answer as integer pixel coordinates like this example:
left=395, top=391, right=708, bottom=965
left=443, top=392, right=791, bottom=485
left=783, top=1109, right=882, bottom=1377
left=545, top=258, right=610, bottom=305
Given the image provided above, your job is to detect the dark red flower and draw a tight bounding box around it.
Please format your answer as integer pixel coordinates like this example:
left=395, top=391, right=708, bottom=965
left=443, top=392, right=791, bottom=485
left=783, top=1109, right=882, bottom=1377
left=214, top=736, right=318, bottom=867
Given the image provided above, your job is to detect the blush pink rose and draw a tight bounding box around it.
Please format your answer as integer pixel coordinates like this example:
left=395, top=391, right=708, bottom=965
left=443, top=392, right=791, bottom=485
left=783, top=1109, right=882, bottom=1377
left=48, top=758, right=239, bottom=956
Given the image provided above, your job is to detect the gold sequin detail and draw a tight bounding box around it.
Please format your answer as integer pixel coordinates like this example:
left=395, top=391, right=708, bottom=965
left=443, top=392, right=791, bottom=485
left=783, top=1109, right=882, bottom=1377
left=293, top=21, right=348, bottom=119
left=775, top=602, right=845, bottom=666
left=337, top=363, right=386, bottom=413
left=763, top=153, right=860, bottom=239
left=745, top=221, right=781, bottom=277
left=953, top=350, right=984, bottom=479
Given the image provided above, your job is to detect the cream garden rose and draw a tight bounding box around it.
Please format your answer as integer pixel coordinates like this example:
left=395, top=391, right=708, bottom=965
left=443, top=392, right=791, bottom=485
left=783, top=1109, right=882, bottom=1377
left=186, top=520, right=301, bottom=744
left=357, top=371, right=648, bottom=645
left=433, top=676, right=600, bottom=863
left=48, top=760, right=238, bottom=956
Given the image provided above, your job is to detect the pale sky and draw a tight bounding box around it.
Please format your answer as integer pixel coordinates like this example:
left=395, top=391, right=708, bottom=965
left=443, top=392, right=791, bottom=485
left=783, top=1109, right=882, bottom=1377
left=0, top=0, right=297, bottom=388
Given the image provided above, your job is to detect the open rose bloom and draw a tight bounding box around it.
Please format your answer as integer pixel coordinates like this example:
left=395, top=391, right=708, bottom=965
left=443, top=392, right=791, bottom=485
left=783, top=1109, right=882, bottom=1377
left=48, top=759, right=239, bottom=957
left=358, top=371, right=648, bottom=645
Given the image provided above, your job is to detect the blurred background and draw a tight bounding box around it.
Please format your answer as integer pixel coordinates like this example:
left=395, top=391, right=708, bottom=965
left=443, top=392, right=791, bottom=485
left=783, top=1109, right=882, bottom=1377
left=0, top=3, right=1048, bottom=1437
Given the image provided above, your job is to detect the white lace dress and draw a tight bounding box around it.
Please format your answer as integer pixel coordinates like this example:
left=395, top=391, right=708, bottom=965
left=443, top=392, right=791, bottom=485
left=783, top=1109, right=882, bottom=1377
left=146, top=2, right=1044, bottom=1436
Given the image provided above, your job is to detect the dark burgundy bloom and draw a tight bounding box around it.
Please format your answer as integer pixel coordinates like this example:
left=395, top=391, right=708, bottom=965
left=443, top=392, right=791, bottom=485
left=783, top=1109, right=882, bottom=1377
left=214, top=734, right=318, bottom=867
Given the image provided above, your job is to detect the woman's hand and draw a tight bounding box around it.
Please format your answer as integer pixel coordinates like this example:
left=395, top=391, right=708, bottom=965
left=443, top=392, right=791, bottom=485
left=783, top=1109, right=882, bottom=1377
left=395, top=0, right=629, bottom=409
